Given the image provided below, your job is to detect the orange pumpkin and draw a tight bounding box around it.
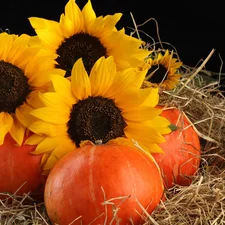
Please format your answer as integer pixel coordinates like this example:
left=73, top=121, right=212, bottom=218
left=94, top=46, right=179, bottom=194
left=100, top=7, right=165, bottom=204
left=44, top=143, right=164, bottom=225
left=153, top=106, right=201, bottom=189
left=0, top=133, right=45, bottom=200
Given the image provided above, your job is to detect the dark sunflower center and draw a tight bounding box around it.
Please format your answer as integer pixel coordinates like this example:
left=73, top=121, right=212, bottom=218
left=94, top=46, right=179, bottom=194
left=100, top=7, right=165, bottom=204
left=0, top=61, right=31, bottom=113
left=67, top=96, right=127, bottom=147
left=56, top=33, right=107, bottom=77
left=146, top=64, right=168, bottom=84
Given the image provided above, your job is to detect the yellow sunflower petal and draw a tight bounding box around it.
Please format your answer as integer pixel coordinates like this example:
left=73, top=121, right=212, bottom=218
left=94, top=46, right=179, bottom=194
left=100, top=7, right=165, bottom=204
left=5, top=34, right=30, bottom=63
left=0, top=33, right=15, bottom=61
left=102, top=13, right=122, bottom=30
left=25, top=134, right=45, bottom=145
left=141, top=87, right=159, bottom=108
left=147, top=116, right=172, bottom=135
left=30, top=107, right=70, bottom=124
left=141, top=143, right=164, bottom=154
left=33, top=136, right=64, bottom=154
left=59, top=14, right=75, bottom=38
left=108, top=137, right=135, bottom=148
left=9, top=115, right=26, bottom=146
left=85, top=15, right=104, bottom=36
left=14, top=46, right=40, bottom=69
left=122, top=106, right=162, bottom=122
left=40, top=153, right=51, bottom=168
left=28, top=36, right=42, bottom=47
left=105, top=67, right=147, bottom=98
left=38, top=92, right=71, bottom=109
left=43, top=139, right=75, bottom=171
left=28, top=70, right=52, bottom=88
left=124, top=124, right=165, bottom=144
left=60, top=0, right=84, bottom=37
left=71, top=58, right=91, bottom=100
left=51, top=138, right=75, bottom=159
left=89, top=56, right=116, bottom=96
left=26, top=91, right=46, bottom=109
left=43, top=156, right=58, bottom=171
left=114, top=88, right=153, bottom=110
left=130, top=48, right=151, bottom=60
left=82, top=0, right=96, bottom=24
left=28, top=17, right=63, bottom=50
left=24, top=50, right=57, bottom=76
left=16, top=104, right=36, bottom=128
left=28, top=68, right=65, bottom=88
left=103, top=30, right=149, bottom=69
left=34, top=29, right=62, bottom=51
left=109, top=137, right=163, bottom=155
left=29, top=121, right=68, bottom=137
left=50, top=74, right=75, bottom=102
left=0, top=112, right=13, bottom=145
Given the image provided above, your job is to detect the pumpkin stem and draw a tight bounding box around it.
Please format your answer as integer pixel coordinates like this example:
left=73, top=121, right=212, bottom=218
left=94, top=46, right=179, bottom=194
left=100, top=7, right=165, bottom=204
left=95, top=140, right=103, bottom=145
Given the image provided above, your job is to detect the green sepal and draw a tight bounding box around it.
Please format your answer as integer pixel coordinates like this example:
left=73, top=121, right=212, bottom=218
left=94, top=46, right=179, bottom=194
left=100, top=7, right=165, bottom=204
left=168, top=124, right=179, bottom=131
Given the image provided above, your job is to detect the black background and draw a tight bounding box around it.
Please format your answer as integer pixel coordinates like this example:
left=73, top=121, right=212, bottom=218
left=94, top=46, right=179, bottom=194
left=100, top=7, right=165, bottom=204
left=1, top=0, right=225, bottom=76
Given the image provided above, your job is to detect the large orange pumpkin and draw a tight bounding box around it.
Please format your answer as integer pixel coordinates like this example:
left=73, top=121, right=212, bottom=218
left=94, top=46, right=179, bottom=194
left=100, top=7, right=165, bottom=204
left=0, top=133, right=45, bottom=200
left=153, top=106, right=201, bottom=189
left=44, top=143, right=164, bottom=225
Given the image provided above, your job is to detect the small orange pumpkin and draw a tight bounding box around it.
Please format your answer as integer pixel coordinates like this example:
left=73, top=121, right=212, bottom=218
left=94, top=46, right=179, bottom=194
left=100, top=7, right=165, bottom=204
left=44, top=143, right=164, bottom=225
left=0, top=133, right=45, bottom=200
left=153, top=106, right=201, bottom=189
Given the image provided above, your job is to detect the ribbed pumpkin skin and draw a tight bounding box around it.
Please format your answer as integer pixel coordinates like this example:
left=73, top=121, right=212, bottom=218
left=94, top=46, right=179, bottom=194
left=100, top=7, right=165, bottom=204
left=0, top=134, right=44, bottom=199
left=44, top=144, right=164, bottom=225
left=153, top=107, right=201, bottom=189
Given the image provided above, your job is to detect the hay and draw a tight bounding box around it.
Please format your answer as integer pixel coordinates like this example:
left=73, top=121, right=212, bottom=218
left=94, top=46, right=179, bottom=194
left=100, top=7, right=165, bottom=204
left=149, top=171, right=225, bottom=225
left=0, top=193, right=50, bottom=224
left=1, top=18, right=225, bottom=225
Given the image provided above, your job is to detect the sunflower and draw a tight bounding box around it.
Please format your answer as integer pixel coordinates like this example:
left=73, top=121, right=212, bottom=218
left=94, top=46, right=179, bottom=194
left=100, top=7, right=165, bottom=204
left=28, top=0, right=150, bottom=77
left=141, top=50, right=182, bottom=90
left=26, top=56, right=171, bottom=173
left=0, top=32, right=64, bottom=146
